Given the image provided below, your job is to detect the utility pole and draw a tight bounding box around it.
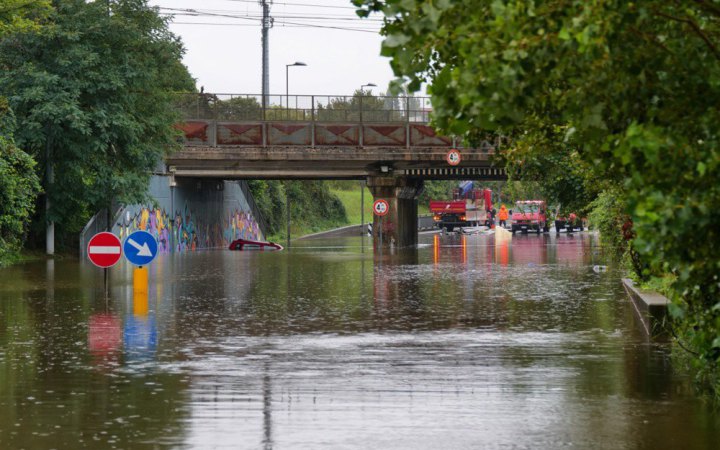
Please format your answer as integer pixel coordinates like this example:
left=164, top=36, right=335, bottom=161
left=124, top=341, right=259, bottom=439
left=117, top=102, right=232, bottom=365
left=260, top=1, right=273, bottom=111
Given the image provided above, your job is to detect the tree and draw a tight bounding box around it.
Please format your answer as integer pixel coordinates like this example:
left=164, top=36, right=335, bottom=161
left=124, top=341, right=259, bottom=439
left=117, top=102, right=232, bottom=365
left=0, top=0, right=50, bottom=264
left=355, top=0, right=720, bottom=391
left=0, top=100, right=41, bottom=265
left=0, top=0, right=51, bottom=36
left=316, top=89, right=389, bottom=121
left=0, top=0, right=194, bottom=248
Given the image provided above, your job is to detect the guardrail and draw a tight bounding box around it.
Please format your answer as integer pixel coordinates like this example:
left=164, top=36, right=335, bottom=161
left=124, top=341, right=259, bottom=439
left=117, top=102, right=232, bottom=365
left=174, top=93, right=433, bottom=123
left=79, top=207, right=124, bottom=259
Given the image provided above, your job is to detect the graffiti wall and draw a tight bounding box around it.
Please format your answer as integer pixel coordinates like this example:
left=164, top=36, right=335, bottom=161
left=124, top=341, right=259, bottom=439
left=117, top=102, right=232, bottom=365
left=114, top=177, right=264, bottom=253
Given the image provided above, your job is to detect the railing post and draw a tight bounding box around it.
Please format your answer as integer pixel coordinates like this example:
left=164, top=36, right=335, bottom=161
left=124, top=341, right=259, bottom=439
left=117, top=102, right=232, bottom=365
left=406, top=96, right=411, bottom=149
left=311, top=95, right=316, bottom=148
left=359, top=94, right=364, bottom=147
left=262, top=95, right=267, bottom=121
left=213, top=95, right=218, bottom=122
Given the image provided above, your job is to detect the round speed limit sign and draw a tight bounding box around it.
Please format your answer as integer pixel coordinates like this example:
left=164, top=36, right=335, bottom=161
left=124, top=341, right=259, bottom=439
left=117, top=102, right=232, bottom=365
left=373, top=199, right=390, bottom=216
left=446, top=149, right=462, bottom=166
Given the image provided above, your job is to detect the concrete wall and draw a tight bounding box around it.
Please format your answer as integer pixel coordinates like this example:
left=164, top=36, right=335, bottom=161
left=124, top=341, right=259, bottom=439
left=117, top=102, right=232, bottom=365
left=113, top=176, right=264, bottom=253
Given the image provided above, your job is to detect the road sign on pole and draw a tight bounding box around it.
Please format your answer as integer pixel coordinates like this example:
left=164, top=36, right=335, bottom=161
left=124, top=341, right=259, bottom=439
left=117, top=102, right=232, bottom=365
left=373, top=199, right=389, bottom=216
left=87, top=232, right=122, bottom=268
left=123, top=230, right=158, bottom=266
left=446, top=149, right=461, bottom=166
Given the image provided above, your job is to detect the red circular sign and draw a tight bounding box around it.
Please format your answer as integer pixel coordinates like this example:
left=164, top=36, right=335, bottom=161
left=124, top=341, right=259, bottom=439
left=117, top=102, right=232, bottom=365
left=87, top=232, right=122, bottom=268
left=373, top=199, right=390, bottom=216
left=446, top=149, right=462, bottom=166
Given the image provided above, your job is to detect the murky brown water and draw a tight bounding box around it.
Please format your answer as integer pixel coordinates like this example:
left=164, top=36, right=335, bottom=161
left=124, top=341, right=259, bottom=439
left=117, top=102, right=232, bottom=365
left=1, top=232, right=718, bottom=449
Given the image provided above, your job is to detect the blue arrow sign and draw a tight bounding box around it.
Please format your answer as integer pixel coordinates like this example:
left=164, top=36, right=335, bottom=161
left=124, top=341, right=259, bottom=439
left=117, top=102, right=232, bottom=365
left=123, top=230, right=158, bottom=266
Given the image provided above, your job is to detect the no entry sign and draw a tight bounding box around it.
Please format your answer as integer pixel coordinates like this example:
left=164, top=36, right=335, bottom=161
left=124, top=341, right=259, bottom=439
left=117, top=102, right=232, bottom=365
left=373, top=199, right=389, bottom=216
left=446, top=149, right=462, bottom=166
left=87, top=232, right=122, bottom=268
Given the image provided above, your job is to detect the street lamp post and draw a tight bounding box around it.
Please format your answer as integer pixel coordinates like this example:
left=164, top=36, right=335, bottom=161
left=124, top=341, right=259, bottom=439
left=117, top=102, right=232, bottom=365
left=359, top=83, right=376, bottom=125
left=286, top=61, right=307, bottom=112
left=284, top=62, right=306, bottom=249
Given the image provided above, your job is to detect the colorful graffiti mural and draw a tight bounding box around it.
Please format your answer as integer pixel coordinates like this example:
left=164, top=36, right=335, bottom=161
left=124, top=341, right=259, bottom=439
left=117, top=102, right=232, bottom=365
left=117, top=204, right=263, bottom=253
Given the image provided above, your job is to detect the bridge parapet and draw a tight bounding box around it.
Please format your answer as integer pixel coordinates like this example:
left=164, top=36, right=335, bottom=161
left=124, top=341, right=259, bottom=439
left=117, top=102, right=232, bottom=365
left=177, top=120, right=462, bottom=148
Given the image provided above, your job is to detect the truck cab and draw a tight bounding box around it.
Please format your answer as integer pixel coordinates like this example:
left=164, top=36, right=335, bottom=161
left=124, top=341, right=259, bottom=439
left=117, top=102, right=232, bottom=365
left=511, top=200, right=549, bottom=234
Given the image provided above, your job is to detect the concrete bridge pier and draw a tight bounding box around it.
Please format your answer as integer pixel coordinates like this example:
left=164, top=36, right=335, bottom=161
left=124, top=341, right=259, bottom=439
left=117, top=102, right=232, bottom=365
left=367, top=176, right=423, bottom=249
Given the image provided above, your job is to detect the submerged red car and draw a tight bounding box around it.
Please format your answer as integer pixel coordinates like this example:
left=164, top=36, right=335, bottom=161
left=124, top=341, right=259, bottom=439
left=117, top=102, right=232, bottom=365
left=228, top=238, right=284, bottom=251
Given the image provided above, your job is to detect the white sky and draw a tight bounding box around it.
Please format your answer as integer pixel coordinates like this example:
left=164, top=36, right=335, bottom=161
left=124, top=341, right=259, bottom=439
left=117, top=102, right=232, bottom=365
left=148, top=0, right=397, bottom=96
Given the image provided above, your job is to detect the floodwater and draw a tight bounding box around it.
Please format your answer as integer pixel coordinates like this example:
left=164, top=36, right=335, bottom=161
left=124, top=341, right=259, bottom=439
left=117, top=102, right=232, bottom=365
left=1, top=232, right=718, bottom=449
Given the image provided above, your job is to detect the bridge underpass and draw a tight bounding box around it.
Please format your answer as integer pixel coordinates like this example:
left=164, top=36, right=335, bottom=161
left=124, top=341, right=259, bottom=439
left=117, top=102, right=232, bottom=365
left=169, top=93, right=508, bottom=249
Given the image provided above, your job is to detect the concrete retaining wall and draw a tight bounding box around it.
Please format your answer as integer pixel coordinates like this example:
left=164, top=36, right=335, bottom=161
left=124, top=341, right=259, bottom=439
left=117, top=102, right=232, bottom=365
left=112, top=176, right=264, bottom=253
left=622, top=278, right=670, bottom=338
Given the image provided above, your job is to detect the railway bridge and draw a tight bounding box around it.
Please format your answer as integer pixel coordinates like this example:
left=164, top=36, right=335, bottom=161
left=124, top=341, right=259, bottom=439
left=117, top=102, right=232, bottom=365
left=169, top=93, right=507, bottom=247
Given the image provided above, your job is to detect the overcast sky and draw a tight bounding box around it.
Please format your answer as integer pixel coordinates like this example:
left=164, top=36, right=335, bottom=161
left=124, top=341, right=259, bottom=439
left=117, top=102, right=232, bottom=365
left=148, top=0, right=398, bottom=96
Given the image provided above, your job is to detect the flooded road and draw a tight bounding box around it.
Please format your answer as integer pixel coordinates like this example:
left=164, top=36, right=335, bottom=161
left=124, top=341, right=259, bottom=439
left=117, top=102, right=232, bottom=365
left=1, top=232, right=719, bottom=449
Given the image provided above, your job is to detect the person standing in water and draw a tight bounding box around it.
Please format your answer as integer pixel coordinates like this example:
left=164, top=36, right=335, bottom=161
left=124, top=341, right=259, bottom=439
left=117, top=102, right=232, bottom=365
left=498, top=204, right=509, bottom=228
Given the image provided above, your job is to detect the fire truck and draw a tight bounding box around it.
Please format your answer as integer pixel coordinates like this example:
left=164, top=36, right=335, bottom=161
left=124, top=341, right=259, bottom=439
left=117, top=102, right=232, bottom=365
left=430, top=182, right=493, bottom=232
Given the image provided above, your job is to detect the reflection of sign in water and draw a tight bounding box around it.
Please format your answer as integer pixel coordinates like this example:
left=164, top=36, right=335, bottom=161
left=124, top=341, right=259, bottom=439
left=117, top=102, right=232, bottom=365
left=123, top=315, right=157, bottom=361
left=88, top=313, right=122, bottom=364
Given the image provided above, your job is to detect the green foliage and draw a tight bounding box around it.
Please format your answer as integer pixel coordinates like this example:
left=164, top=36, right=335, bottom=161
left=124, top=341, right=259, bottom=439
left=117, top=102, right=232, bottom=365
left=587, top=186, right=628, bottom=251
left=247, top=180, right=286, bottom=237
left=217, top=96, right=262, bottom=120
left=316, top=90, right=395, bottom=121
left=357, top=0, right=720, bottom=395
left=330, top=186, right=374, bottom=225
left=0, top=0, right=50, bottom=263
left=417, top=180, right=455, bottom=205
left=501, top=180, right=543, bottom=205
left=0, top=100, right=40, bottom=266
left=248, top=180, right=348, bottom=240
left=0, top=0, right=194, bottom=249
left=0, top=0, right=51, bottom=37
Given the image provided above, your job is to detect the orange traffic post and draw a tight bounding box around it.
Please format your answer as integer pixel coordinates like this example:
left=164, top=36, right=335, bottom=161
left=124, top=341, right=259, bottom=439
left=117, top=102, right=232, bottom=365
left=133, top=266, right=148, bottom=315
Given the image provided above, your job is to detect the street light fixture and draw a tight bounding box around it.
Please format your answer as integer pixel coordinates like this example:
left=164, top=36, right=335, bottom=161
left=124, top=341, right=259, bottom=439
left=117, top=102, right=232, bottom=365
left=286, top=61, right=307, bottom=110
left=360, top=83, right=377, bottom=94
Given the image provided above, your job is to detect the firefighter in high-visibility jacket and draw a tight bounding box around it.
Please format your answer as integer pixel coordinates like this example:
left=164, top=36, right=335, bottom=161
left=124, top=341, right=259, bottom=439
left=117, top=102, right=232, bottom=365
left=498, top=204, right=509, bottom=228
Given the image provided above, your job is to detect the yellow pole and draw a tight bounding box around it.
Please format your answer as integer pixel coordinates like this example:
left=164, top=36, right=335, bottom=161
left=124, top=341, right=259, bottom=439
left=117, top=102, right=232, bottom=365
left=133, top=266, right=148, bottom=315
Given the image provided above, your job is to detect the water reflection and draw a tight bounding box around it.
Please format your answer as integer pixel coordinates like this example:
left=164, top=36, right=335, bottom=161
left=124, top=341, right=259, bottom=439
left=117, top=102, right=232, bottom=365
left=0, top=233, right=719, bottom=448
left=88, top=313, right=122, bottom=368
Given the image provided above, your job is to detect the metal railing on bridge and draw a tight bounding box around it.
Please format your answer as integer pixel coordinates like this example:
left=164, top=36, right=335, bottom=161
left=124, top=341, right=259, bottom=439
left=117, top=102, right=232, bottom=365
left=174, top=93, right=433, bottom=123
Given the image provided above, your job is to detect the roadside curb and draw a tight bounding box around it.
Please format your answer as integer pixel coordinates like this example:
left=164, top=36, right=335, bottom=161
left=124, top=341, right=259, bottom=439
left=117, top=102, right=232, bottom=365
left=621, top=278, right=670, bottom=339
left=296, top=224, right=365, bottom=240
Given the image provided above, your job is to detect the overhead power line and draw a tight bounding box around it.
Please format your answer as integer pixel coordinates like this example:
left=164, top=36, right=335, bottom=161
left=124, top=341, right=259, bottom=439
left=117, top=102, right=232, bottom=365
left=221, top=0, right=358, bottom=10
left=157, top=7, right=382, bottom=23
left=169, top=21, right=380, bottom=33
left=157, top=6, right=383, bottom=33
